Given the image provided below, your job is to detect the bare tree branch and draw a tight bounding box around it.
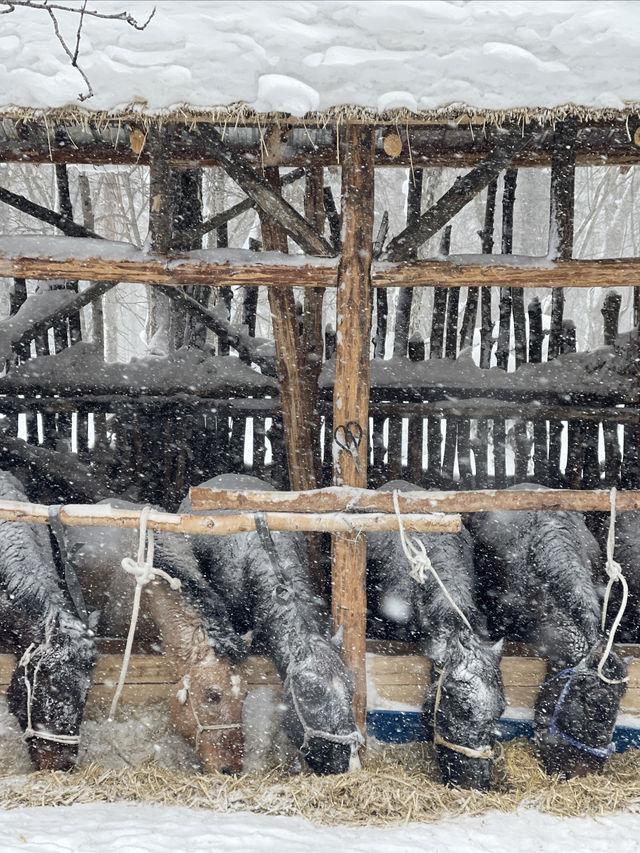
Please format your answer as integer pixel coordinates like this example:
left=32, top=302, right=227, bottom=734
left=0, top=1, right=156, bottom=100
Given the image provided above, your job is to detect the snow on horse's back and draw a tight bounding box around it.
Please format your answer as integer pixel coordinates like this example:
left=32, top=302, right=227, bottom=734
left=182, top=474, right=362, bottom=775
left=368, top=480, right=505, bottom=790
left=469, top=483, right=627, bottom=778
left=0, top=470, right=95, bottom=771
left=64, top=499, right=247, bottom=774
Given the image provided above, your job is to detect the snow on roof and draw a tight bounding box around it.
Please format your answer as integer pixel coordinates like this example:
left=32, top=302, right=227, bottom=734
left=0, top=1, right=638, bottom=122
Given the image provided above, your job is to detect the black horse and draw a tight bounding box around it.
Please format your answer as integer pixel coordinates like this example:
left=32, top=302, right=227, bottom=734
left=0, top=471, right=96, bottom=770
left=367, top=481, right=505, bottom=790
left=178, top=474, right=362, bottom=775
left=469, top=484, right=627, bottom=777
left=600, top=510, right=640, bottom=643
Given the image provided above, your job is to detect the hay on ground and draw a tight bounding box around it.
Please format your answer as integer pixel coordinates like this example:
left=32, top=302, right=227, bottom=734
left=2, top=740, right=640, bottom=825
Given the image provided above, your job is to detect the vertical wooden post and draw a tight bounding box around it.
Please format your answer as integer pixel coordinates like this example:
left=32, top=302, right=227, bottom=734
left=331, top=124, right=375, bottom=735
left=394, top=169, right=423, bottom=356
left=258, top=166, right=317, bottom=494
left=548, top=118, right=577, bottom=360
left=303, top=167, right=326, bottom=483
left=147, top=128, right=174, bottom=350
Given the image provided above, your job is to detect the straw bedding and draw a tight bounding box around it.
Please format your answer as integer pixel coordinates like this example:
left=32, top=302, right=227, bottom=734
left=2, top=739, right=640, bottom=825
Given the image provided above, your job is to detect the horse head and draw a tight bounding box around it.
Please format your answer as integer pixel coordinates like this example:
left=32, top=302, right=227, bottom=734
left=282, top=629, right=362, bottom=775
left=168, top=623, right=247, bottom=775
left=422, top=628, right=505, bottom=790
left=7, top=611, right=96, bottom=771
left=534, top=642, right=627, bottom=778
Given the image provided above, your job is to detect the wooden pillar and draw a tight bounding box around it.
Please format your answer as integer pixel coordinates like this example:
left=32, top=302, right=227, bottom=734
left=548, top=119, right=577, bottom=360
left=331, top=125, right=375, bottom=734
left=147, top=128, right=174, bottom=350
left=302, top=167, right=326, bottom=483
left=258, top=166, right=317, bottom=494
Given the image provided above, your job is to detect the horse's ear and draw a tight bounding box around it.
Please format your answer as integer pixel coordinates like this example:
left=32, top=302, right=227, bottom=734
left=88, top=610, right=101, bottom=632
left=331, top=625, right=344, bottom=652
left=489, top=638, right=504, bottom=658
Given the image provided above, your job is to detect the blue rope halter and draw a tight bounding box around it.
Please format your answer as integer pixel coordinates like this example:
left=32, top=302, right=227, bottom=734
left=537, top=666, right=615, bottom=760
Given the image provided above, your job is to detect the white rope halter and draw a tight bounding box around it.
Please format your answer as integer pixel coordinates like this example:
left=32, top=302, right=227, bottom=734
left=392, top=489, right=473, bottom=632
left=432, top=667, right=494, bottom=760
left=598, top=487, right=629, bottom=685
left=19, top=631, right=81, bottom=746
left=284, top=672, right=364, bottom=771
left=176, top=673, right=242, bottom=751
left=109, top=505, right=182, bottom=721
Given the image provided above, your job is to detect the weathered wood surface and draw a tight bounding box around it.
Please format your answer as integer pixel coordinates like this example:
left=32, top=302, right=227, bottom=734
left=3, top=239, right=639, bottom=289
left=3, top=122, right=640, bottom=170
left=332, top=124, right=376, bottom=733
left=1, top=649, right=639, bottom=714
left=384, top=127, right=535, bottom=261
left=191, top=485, right=640, bottom=514
left=0, top=499, right=460, bottom=534
left=202, top=126, right=335, bottom=257
left=0, top=279, right=117, bottom=357
left=259, top=165, right=317, bottom=494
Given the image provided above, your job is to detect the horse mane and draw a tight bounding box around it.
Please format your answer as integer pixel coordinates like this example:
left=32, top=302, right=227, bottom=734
left=0, top=471, right=69, bottom=626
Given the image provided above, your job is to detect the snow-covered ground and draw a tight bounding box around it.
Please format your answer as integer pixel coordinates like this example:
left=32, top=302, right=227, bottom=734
left=0, top=1, right=638, bottom=115
left=2, top=804, right=638, bottom=853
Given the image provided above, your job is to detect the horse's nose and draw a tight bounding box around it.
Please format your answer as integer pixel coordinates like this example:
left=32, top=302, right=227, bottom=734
left=219, top=766, right=237, bottom=776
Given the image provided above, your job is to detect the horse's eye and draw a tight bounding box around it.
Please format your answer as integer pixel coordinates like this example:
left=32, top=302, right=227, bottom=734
left=205, top=688, right=222, bottom=704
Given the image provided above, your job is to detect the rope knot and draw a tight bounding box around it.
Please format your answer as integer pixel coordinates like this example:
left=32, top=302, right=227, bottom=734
left=392, top=490, right=473, bottom=632
left=598, top=487, right=629, bottom=685
left=109, top=505, right=181, bottom=721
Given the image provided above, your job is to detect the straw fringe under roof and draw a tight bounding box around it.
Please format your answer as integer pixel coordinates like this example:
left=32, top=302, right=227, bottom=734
left=2, top=101, right=640, bottom=132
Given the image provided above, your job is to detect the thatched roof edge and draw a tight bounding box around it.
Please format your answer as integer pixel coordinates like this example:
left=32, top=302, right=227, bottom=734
left=2, top=101, right=640, bottom=129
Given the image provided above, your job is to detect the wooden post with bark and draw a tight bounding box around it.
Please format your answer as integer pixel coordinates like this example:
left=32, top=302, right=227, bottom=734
left=259, top=165, right=317, bottom=500
left=547, top=119, right=577, bottom=486
left=548, top=119, right=577, bottom=360
left=331, top=124, right=375, bottom=735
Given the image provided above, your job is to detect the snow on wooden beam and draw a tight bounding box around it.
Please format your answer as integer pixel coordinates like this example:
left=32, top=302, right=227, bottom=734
left=0, top=500, right=460, bottom=535
left=190, top=485, right=640, bottom=514
left=1, top=237, right=639, bottom=289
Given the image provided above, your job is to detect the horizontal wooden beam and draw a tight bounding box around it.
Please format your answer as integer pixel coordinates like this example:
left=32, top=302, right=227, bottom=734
left=0, top=499, right=460, bottom=535
left=1, top=123, right=639, bottom=170
left=0, top=237, right=638, bottom=289
left=191, top=485, right=640, bottom=514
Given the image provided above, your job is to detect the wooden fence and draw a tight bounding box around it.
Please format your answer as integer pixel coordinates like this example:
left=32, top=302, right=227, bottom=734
left=1, top=284, right=637, bottom=510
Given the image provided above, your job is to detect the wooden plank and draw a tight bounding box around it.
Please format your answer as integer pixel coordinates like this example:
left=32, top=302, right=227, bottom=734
left=3, top=238, right=640, bottom=289
left=331, top=124, right=376, bottom=734
left=191, top=485, right=640, bottom=514
left=0, top=652, right=639, bottom=714
left=0, top=500, right=460, bottom=534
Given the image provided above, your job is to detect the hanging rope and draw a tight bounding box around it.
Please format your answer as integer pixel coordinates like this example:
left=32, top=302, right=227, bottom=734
left=392, top=490, right=473, bottom=632
left=19, top=624, right=81, bottom=746
left=598, top=487, right=629, bottom=685
left=176, top=674, right=242, bottom=751
left=109, top=505, right=181, bottom=721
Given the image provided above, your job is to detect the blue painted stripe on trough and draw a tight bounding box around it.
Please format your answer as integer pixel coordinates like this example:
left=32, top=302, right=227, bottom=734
left=366, top=711, right=640, bottom=752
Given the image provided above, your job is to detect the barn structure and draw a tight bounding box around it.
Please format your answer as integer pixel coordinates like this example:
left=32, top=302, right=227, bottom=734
left=1, top=0, right=640, bottom=743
